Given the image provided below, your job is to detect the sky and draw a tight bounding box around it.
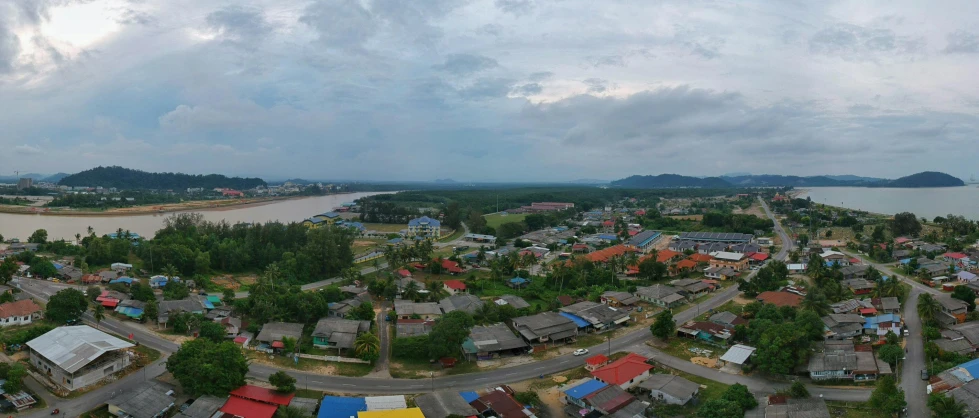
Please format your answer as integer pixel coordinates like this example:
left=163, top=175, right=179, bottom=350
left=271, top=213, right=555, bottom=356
left=2, top=0, right=979, bottom=182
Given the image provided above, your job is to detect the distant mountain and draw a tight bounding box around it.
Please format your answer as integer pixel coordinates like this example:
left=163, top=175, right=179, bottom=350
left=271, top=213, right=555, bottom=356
left=43, top=173, right=70, bottom=183
left=611, top=174, right=732, bottom=188
left=882, top=171, right=963, bottom=188
left=569, top=179, right=608, bottom=185
left=723, top=172, right=752, bottom=177
left=59, top=166, right=266, bottom=190
left=278, top=178, right=315, bottom=185
left=612, top=171, right=963, bottom=189
left=434, top=178, right=457, bottom=184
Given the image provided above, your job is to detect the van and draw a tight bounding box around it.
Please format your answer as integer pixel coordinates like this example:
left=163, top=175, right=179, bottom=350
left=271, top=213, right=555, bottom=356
left=903, top=328, right=910, bottom=337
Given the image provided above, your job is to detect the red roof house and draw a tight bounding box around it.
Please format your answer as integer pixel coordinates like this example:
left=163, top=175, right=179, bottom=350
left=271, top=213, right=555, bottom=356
left=95, top=290, right=121, bottom=308
left=0, top=299, right=40, bottom=321
left=435, top=259, right=464, bottom=274
left=688, top=253, right=713, bottom=263
left=443, top=279, right=467, bottom=294
left=585, top=354, right=610, bottom=371
left=81, top=274, right=101, bottom=284
left=748, top=252, right=769, bottom=262
left=473, top=389, right=531, bottom=418
left=230, top=385, right=295, bottom=406
left=397, top=269, right=412, bottom=278
left=674, top=259, right=698, bottom=271
left=590, top=353, right=653, bottom=389
left=895, top=237, right=911, bottom=244
left=945, top=252, right=968, bottom=260
left=585, top=245, right=637, bottom=263
left=656, top=250, right=682, bottom=263
left=756, top=291, right=802, bottom=308
left=220, top=397, right=278, bottom=418
left=635, top=210, right=646, bottom=216
left=602, top=220, right=614, bottom=227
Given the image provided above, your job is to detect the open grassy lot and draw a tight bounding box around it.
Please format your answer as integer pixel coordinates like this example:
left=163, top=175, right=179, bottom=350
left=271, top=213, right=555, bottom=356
left=825, top=401, right=879, bottom=418
left=363, top=223, right=406, bottom=233
left=485, top=213, right=528, bottom=229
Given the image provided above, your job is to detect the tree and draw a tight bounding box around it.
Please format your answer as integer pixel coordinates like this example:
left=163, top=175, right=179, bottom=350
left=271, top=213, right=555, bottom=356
left=86, top=285, right=102, bottom=301
left=27, top=229, right=48, bottom=244
left=428, top=311, right=475, bottom=359
left=45, top=288, right=89, bottom=323
left=30, top=259, right=57, bottom=279
left=166, top=339, right=249, bottom=396
left=919, top=293, right=941, bottom=324
left=130, top=282, right=155, bottom=301
left=144, top=300, right=158, bottom=323
left=952, top=285, right=977, bottom=312
left=92, top=304, right=106, bottom=329
left=198, top=321, right=227, bottom=343
left=868, top=375, right=907, bottom=416
left=163, top=280, right=190, bottom=300
left=1, top=363, right=26, bottom=393
left=0, top=260, right=17, bottom=285
left=721, top=383, right=758, bottom=411
left=650, top=310, right=676, bottom=340
left=222, top=289, right=236, bottom=306
left=891, top=212, right=922, bottom=237
left=929, top=393, right=967, bottom=418
left=354, top=332, right=381, bottom=363
left=349, top=301, right=375, bottom=322
left=878, top=344, right=904, bottom=366
left=696, top=399, right=743, bottom=418
left=788, top=381, right=809, bottom=398
left=269, top=371, right=297, bottom=393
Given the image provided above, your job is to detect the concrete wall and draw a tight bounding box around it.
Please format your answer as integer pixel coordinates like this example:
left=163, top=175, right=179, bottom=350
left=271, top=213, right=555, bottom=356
left=31, top=351, right=130, bottom=391
left=0, top=315, right=34, bottom=327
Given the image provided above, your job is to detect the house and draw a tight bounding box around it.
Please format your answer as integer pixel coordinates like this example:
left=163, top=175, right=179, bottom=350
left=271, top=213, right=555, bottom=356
left=408, top=216, right=441, bottom=240
left=704, top=266, right=738, bottom=280
left=462, top=323, right=530, bottom=360
left=708, top=252, right=749, bottom=271
left=699, top=242, right=729, bottom=255
left=840, top=264, right=870, bottom=280
left=396, top=319, right=434, bottom=337
left=874, top=297, right=901, bottom=314
left=864, top=314, right=903, bottom=337
left=107, top=381, right=176, bottom=418
left=626, top=230, right=662, bottom=253
left=220, top=385, right=295, bottom=418
left=765, top=398, right=832, bottom=418
left=730, top=243, right=762, bottom=254
left=673, top=278, right=712, bottom=297
left=556, top=295, right=575, bottom=307
left=959, top=271, right=979, bottom=283
left=719, top=344, right=756, bottom=370
left=940, top=297, right=970, bottom=325
left=635, top=285, right=685, bottom=308
left=435, top=259, right=465, bottom=275
left=921, top=263, right=951, bottom=278
left=820, top=250, right=850, bottom=266
left=256, top=322, right=304, bottom=349
left=668, top=240, right=697, bottom=252
left=677, top=321, right=732, bottom=344
left=560, top=301, right=630, bottom=330
left=580, top=384, right=638, bottom=415
left=494, top=295, right=531, bottom=309
left=439, top=294, right=484, bottom=314
left=949, top=379, right=979, bottom=418
left=600, top=291, right=639, bottom=307
left=59, top=265, right=83, bottom=282
left=330, top=298, right=366, bottom=318
left=157, top=298, right=207, bottom=325
left=511, top=312, right=578, bottom=346
left=440, top=279, right=468, bottom=295
left=357, top=409, right=426, bottom=418
left=672, top=259, right=699, bottom=274
left=394, top=300, right=442, bottom=320
left=508, top=277, right=530, bottom=289
left=709, top=312, right=746, bottom=329
left=821, top=314, right=867, bottom=340
left=756, top=291, right=802, bottom=308
left=312, top=317, right=370, bottom=351
left=656, top=249, right=682, bottom=263
left=679, top=231, right=753, bottom=243
left=807, top=340, right=891, bottom=382
left=842, top=279, right=875, bottom=295
left=26, top=326, right=135, bottom=391
left=830, top=299, right=870, bottom=314
left=562, top=379, right=609, bottom=408
left=584, top=245, right=638, bottom=263
left=585, top=355, right=610, bottom=371
left=175, top=395, right=225, bottom=418
left=470, top=387, right=538, bottom=418
left=414, top=391, right=479, bottom=418
left=591, top=353, right=653, bottom=389
left=0, top=300, right=41, bottom=327
left=637, top=374, right=699, bottom=405
left=688, top=253, right=713, bottom=264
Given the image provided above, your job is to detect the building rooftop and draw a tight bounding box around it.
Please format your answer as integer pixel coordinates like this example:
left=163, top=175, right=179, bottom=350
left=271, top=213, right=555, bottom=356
left=438, top=294, right=484, bottom=314
left=560, top=301, right=629, bottom=327
left=108, top=381, right=175, bottom=418
left=591, top=353, right=652, bottom=386
left=255, top=322, right=305, bottom=343
left=511, top=312, right=577, bottom=341
left=710, top=251, right=746, bottom=261
left=0, top=299, right=40, bottom=319
left=26, top=325, right=134, bottom=373
left=464, top=323, right=529, bottom=354
left=638, top=374, right=699, bottom=400
left=495, top=295, right=531, bottom=309
left=230, top=385, right=295, bottom=406
left=408, top=216, right=441, bottom=227
left=395, top=319, right=433, bottom=337
left=601, top=291, right=639, bottom=305
left=312, top=318, right=370, bottom=349
left=719, top=344, right=756, bottom=365
left=176, top=395, right=225, bottom=418
left=395, top=300, right=442, bottom=316
left=319, top=396, right=367, bottom=418
left=414, top=391, right=478, bottom=418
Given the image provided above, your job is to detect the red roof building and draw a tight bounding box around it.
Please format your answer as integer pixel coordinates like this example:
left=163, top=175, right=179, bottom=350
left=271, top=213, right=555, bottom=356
left=95, top=290, right=121, bottom=308
left=435, top=259, right=464, bottom=274
left=585, top=354, right=610, bottom=371
left=220, top=397, right=278, bottom=418
left=397, top=269, right=412, bottom=278
left=0, top=299, right=40, bottom=320
left=945, top=252, right=968, bottom=260
left=688, top=253, right=713, bottom=263
left=674, top=259, right=698, bottom=271
left=895, top=237, right=911, bottom=244
left=748, top=252, right=769, bottom=262
left=443, top=279, right=467, bottom=293
left=602, top=220, right=614, bottom=227
left=585, top=245, right=637, bottom=263
left=590, top=353, right=653, bottom=389
left=756, top=291, right=802, bottom=308
left=81, top=274, right=101, bottom=284
left=230, top=385, right=295, bottom=406
left=656, top=250, right=682, bottom=263
left=635, top=210, right=646, bottom=216
left=473, top=389, right=531, bottom=418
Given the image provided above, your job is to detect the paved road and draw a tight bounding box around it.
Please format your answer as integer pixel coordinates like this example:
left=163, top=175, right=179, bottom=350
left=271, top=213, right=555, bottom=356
left=233, top=263, right=389, bottom=299
left=843, top=250, right=939, bottom=415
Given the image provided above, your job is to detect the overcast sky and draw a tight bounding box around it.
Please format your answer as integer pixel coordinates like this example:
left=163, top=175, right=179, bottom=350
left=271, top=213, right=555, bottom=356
left=2, top=0, right=978, bottom=182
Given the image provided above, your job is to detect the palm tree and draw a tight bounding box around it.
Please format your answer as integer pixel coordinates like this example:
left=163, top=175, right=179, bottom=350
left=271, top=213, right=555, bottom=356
left=801, top=290, right=830, bottom=316
left=163, top=264, right=178, bottom=279
left=87, top=226, right=94, bottom=235
left=92, top=304, right=105, bottom=330
left=930, top=394, right=966, bottom=418
left=918, top=293, right=940, bottom=324
left=75, top=233, right=81, bottom=243
left=404, top=280, right=420, bottom=301
left=354, top=332, right=381, bottom=362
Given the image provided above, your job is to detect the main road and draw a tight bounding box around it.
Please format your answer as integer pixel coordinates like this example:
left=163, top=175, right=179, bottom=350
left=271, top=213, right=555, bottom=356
left=16, top=197, right=872, bottom=408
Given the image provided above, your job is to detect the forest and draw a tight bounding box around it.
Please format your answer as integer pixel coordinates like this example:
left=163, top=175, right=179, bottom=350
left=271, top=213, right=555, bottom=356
left=58, top=166, right=267, bottom=190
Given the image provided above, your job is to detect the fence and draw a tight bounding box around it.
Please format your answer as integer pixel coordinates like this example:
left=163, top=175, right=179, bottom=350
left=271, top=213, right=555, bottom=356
left=298, top=353, right=369, bottom=364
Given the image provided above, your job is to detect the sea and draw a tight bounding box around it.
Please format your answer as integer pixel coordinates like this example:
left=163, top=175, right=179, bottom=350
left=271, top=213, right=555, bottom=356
left=799, top=186, right=979, bottom=220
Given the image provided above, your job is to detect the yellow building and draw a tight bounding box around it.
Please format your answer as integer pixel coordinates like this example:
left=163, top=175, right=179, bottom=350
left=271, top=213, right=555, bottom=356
left=358, top=408, right=426, bottom=418
left=303, top=212, right=342, bottom=228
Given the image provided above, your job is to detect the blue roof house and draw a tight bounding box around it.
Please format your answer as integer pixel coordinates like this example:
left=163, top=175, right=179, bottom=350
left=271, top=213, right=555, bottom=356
left=562, top=379, right=609, bottom=408
left=408, top=216, right=442, bottom=240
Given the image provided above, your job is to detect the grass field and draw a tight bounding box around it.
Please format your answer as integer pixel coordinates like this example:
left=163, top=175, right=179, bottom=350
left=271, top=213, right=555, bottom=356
left=485, top=213, right=528, bottom=229
left=363, top=223, right=406, bottom=233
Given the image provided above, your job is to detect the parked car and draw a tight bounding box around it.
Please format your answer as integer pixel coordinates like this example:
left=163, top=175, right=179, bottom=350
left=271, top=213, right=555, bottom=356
left=573, top=349, right=589, bottom=356
left=922, top=369, right=929, bottom=380
left=903, top=328, right=910, bottom=337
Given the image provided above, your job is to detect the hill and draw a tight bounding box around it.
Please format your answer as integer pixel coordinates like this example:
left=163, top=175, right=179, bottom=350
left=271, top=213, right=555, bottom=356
left=43, top=172, right=70, bottom=183
left=58, top=166, right=266, bottom=190
left=881, top=171, right=963, bottom=188
left=721, top=175, right=849, bottom=187
left=611, top=174, right=732, bottom=188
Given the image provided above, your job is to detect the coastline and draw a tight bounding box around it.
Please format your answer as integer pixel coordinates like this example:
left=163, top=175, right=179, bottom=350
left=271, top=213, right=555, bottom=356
left=0, top=193, right=357, bottom=217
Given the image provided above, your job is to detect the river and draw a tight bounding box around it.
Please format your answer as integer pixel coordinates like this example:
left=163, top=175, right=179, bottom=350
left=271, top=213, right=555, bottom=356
left=799, top=186, right=979, bottom=220
left=0, top=192, right=389, bottom=241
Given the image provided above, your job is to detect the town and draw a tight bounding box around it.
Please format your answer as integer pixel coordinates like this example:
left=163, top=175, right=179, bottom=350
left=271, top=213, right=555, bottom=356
left=0, top=187, right=975, bottom=418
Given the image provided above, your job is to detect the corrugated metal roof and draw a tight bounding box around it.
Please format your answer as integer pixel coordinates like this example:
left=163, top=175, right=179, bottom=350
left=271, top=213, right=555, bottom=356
left=558, top=312, right=591, bottom=328
left=562, top=379, right=608, bottom=400
left=26, top=326, right=134, bottom=373
left=320, top=396, right=367, bottom=418
left=720, top=344, right=756, bottom=365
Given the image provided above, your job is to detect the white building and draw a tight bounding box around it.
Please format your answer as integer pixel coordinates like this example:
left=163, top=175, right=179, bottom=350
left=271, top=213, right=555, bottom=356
left=0, top=300, right=42, bottom=327
left=27, top=326, right=135, bottom=391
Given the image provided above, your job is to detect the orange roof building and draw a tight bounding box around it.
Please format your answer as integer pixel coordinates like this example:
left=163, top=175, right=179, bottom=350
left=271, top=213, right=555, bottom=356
left=656, top=250, right=682, bottom=263
left=585, top=245, right=638, bottom=263
left=0, top=299, right=41, bottom=322
left=590, top=353, right=653, bottom=389
left=674, top=259, right=698, bottom=271
left=688, top=253, right=713, bottom=263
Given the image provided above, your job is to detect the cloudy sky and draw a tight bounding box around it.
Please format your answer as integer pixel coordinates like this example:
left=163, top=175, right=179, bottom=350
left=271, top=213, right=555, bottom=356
left=2, top=0, right=978, bottom=182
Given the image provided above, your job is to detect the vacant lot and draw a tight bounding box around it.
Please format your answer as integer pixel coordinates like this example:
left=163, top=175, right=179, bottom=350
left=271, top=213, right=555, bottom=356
left=485, top=213, right=528, bottom=229
left=363, top=223, right=405, bottom=233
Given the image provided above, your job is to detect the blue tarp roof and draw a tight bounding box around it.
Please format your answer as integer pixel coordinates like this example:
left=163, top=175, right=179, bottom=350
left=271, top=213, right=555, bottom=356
left=900, top=258, right=912, bottom=264
left=460, top=391, right=479, bottom=403
left=959, top=359, right=979, bottom=381
left=561, top=379, right=608, bottom=400
left=864, top=314, right=901, bottom=329
left=510, top=277, right=529, bottom=285
left=52, top=263, right=64, bottom=270
left=116, top=307, right=143, bottom=319
left=109, top=277, right=133, bottom=284
left=319, top=396, right=366, bottom=418
left=201, top=299, right=215, bottom=310
left=559, top=312, right=591, bottom=328
left=598, top=234, right=618, bottom=241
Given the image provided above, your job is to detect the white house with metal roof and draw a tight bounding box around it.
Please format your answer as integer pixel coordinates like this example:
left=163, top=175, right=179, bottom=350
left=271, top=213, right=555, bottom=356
left=27, top=325, right=134, bottom=391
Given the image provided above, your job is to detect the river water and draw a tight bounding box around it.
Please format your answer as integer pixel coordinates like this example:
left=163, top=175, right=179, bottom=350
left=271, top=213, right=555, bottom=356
left=799, top=186, right=979, bottom=220
left=0, top=192, right=389, bottom=241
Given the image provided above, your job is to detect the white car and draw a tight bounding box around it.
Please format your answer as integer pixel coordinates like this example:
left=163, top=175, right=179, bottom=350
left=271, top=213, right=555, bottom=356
left=573, top=349, right=589, bottom=356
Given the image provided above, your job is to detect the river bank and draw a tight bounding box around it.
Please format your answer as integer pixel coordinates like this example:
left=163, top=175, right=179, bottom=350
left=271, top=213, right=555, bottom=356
left=0, top=193, right=358, bottom=217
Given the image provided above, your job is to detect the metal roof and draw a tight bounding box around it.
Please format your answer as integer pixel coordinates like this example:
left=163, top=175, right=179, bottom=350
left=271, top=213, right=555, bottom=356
left=638, top=374, right=699, bottom=400
left=26, top=326, right=134, bottom=373
left=176, top=395, right=225, bottom=418
left=108, top=381, right=175, bottom=418
left=365, top=395, right=407, bottom=411
left=679, top=232, right=753, bottom=242
left=719, top=344, right=756, bottom=365
left=562, top=379, right=608, bottom=400
left=320, top=396, right=367, bottom=418
left=414, top=391, right=479, bottom=418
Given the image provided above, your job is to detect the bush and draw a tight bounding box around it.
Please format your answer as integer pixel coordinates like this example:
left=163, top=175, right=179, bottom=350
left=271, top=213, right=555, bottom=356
left=391, top=336, right=430, bottom=361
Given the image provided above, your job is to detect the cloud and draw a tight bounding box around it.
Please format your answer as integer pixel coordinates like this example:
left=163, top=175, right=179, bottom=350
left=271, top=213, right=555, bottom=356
left=0, top=21, right=19, bottom=73
left=459, top=77, right=514, bottom=100
left=14, top=144, right=42, bottom=155
left=582, top=78, right=609, bottom=93
left=435, top=53, right=499, bottom=75
left=584, top=55, right=626, bottom=68
left=808, top=24, right=925, bottom=59
left=944, top=31, right=979, bottom=54
left=495, top=0, right=534, bottom=16
left=512, top=83, right=542, bottom=95
left=299, top=0, right=377, bottom=50
left=204, top=6, right=272, bottom=48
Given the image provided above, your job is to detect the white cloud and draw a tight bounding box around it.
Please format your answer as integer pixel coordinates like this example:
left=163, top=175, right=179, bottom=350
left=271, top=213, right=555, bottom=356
left=14, top=144, right=42, bottom=155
